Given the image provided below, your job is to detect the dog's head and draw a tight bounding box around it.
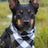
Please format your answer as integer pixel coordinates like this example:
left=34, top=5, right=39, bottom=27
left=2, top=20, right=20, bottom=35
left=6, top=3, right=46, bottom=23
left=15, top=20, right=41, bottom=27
left=8, top=0, right=39, bottom=31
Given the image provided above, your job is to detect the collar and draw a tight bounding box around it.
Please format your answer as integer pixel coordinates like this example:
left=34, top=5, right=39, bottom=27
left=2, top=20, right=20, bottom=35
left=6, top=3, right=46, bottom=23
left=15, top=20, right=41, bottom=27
left=10, top=23, right=35, bottom=41
left=10, top=23, right=35, bottom=33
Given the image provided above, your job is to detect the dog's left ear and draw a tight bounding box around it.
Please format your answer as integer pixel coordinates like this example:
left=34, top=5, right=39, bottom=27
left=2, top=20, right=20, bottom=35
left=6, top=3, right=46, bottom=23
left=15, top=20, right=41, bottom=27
left=8, top=0, right=19, bottom=9
left=29, top=0, right=39, bottom=8
left=29, top=0, right=39, bottom=14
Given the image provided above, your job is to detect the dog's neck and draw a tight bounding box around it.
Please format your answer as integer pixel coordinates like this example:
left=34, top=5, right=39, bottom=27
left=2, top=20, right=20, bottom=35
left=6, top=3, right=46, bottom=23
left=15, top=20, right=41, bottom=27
left=10, top=22, right=35, bottom=32
left=10, top=23, right=35, bottom=40
left=10, top=23, right=35, bottom=48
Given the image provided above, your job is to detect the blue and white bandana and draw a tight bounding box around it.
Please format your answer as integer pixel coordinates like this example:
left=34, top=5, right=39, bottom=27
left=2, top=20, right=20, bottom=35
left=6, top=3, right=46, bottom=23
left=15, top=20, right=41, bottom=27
left=10, top=23, right=35, bottom=48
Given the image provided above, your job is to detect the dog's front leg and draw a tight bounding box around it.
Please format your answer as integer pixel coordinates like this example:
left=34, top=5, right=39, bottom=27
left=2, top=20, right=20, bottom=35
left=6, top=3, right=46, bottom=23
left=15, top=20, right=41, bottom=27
left=0, top=30, right=11, bottom=48
left=0, top=37, right=6, bottom=48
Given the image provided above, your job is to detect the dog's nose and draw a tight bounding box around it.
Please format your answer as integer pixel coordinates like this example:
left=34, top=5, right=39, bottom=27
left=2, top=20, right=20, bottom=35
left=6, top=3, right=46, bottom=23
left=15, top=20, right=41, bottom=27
left=23, top=20, right=30, bottom=25
left=23, top=20, right=29, bottom=22
left=24, top=22, right=29, bottom=25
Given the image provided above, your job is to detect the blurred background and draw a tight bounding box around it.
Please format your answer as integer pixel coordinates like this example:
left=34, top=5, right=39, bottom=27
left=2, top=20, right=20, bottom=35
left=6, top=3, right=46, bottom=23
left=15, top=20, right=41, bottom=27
left=0, top=0, right=48, bottom=48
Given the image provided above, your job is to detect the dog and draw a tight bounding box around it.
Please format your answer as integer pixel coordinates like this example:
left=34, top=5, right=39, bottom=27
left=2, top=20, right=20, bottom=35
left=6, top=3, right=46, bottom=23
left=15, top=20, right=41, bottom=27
left=0, top=0, right=39, bottom=48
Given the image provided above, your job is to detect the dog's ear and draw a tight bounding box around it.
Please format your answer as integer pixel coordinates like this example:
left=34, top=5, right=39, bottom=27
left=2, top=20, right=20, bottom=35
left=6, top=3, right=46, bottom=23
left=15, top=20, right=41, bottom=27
left=29, top=0, right=39, bottom=14
left=8, top=0, right=19, bottom=9
left=29, top=0, right=39, bottom=8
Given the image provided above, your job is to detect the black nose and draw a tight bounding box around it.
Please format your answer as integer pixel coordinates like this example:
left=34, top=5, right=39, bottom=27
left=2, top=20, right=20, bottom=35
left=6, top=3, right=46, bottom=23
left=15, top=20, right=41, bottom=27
left=23, top=20, right=30, bottom=25
left=24, top=22, right=29, bottom=25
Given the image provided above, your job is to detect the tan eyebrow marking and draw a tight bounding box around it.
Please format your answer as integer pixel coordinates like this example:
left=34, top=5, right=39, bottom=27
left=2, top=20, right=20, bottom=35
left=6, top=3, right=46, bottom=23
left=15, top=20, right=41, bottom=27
left=20, top=10, right=23, bottom=14
left=28, top=9, right=31, bottom=13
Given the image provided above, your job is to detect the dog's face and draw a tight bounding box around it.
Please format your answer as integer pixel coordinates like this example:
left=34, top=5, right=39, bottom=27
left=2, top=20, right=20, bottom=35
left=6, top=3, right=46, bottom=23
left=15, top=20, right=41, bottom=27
left=8, top=0, right=38, bottom=31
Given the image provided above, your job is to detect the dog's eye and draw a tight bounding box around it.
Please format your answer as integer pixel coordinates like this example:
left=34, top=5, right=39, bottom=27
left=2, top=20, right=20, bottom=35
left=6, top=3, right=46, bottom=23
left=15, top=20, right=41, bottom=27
left=20, top=10, right=23, bottom=14
left=30, top=12, right=35, bottom=18
left=28, top=9, right=31, bottom=13
left=17, top=13, right=22, bottom=19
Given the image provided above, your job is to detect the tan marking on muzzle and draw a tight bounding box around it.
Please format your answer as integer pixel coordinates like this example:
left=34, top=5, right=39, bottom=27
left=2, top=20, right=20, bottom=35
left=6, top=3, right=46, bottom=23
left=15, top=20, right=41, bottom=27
left=17, top=19, right=22, bottom=25
left=30, top=19, right=34, bottom=24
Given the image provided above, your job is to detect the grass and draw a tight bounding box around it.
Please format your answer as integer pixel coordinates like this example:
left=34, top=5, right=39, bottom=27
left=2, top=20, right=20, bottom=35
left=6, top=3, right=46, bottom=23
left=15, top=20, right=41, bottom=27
left=39, top=0, right=48, bottom=7
left=20, top=0, right=48, bottom=7
left=0, top=2, right=11, bottom=21
left=35, top=7, right=48, bottom=48
left=0, top=2, right=11, bottom=34
left=0, top=2, right=48, bottom=48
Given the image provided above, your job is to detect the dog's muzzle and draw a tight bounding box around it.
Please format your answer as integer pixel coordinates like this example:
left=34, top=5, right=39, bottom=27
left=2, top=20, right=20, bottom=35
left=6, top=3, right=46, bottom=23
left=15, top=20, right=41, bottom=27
left=22, top=20, right=31, bottom=27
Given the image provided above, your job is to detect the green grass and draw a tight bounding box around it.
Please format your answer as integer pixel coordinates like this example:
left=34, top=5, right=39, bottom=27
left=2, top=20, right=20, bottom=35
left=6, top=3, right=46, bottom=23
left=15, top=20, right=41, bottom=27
left=0, top=2, right=48, bottom=48
left=35, top=7, right=48, bottom=48
left=0, top=2, right=11, bottom=20
left=20, top=0, right=48, bottom=7
left=39, top=0, right=48, bottom=7
left=0, top=2, right=11, bottom=34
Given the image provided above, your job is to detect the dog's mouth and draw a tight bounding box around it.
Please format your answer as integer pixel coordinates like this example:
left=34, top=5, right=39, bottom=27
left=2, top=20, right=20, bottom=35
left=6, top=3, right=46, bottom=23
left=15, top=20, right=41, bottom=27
left=16, top=19, right=34, bottom=31
left=18, top=23, right=32, bottom=31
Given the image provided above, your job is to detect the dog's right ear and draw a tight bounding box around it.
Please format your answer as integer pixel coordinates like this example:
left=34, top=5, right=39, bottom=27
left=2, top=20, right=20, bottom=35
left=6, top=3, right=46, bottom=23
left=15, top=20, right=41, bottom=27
left=8, top=0, right=19, bottom=9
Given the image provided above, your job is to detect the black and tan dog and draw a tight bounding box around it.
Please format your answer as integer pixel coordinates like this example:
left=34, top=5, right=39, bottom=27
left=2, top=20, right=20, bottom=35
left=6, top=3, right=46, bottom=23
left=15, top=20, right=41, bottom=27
left=0, top=0, right=39, bottom=48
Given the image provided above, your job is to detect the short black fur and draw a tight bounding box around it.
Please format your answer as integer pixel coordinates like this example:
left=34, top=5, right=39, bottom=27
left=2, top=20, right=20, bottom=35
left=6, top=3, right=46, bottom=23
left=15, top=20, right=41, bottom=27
left=0, top=0, right=39, bottom=48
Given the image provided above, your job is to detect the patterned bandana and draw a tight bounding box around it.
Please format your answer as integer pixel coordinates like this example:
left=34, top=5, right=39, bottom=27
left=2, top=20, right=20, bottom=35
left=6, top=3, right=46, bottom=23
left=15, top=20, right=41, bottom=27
left=10, top=23, right=35, bottom=48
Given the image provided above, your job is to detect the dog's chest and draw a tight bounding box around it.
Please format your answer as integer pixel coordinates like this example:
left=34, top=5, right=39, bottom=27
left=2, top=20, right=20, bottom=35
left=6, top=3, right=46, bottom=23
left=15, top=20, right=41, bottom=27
left=10, top=30, right=35, bottom=48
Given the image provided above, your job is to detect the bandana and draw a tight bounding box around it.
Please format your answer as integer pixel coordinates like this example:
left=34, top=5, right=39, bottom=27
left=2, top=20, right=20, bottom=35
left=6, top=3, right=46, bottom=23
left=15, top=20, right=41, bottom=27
left=10, top=23, right=35, bottom=48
